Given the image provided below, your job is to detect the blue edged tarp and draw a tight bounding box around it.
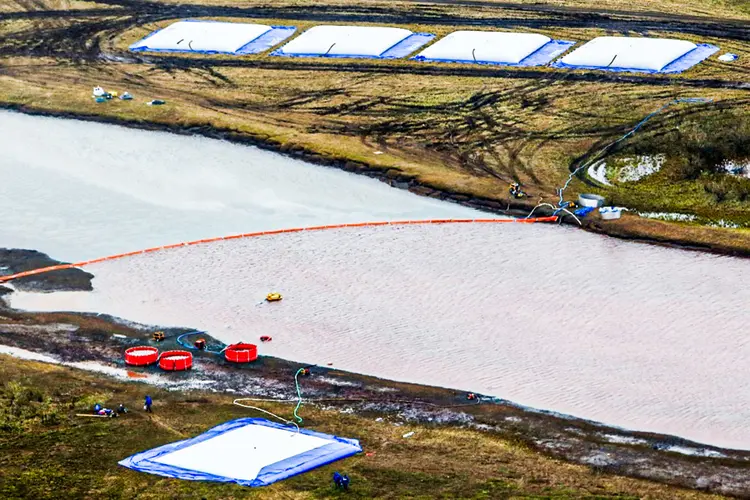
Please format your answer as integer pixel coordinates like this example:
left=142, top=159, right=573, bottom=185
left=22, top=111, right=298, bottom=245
left=380, top=33, right=436, bottom=59
left=118, top=418, right=362, bottom=487
left=660, top=44, right=720, bottom=73
left=413, top=39, right=575, bottom=67
left=271, top=27, right=434, bottom=59
left=551, top=43, right=719, bottom=74
left=129, top=20, right=296, bottom=55
left=236, top=27, right=298, bottom=55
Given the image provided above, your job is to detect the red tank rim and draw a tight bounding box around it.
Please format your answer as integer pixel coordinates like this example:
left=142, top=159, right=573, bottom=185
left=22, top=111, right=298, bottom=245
left=226, top=342, right=257, bottom=352
left=160, top=350, right=193, bottom=360
left=125, top=346, right=158, bottom=354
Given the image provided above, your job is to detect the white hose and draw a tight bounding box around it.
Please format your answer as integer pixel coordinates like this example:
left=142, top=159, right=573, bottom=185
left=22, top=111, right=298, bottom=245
left=527, top=202, right=582, bottom=226
left=232, top=398, right=300, bottom=433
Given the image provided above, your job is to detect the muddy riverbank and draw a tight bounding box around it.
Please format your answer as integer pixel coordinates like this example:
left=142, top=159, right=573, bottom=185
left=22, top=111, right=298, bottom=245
left=1, top=249, right=749, bottom=496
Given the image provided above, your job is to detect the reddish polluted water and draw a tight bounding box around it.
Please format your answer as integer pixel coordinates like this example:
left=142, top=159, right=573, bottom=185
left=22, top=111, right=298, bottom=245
left=11, top=223, right=750, bottom=450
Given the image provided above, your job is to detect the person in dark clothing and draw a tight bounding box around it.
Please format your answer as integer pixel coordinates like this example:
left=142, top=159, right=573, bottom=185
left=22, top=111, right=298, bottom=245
left=509, top=182, right=527, bottom=199
left=333, top=471, right=350, bottom=490
left=144, top=395, right=153, bottom=413
left=117, top=404, right=128, bottom=414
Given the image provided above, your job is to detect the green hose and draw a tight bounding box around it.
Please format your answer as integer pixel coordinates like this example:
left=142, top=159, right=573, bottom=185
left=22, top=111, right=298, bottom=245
left=293, top=368, right=305, bottom=424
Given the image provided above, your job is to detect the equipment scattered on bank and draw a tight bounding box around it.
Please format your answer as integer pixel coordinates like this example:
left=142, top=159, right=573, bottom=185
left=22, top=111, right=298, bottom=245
left=260, top=335, right=272, bottom=342
left=266, top=292, right=283, bottom=302
left=718, top=53, right=739, bottom=62
left=124, top=346, right=160, bottom=366
left=147, top=99, right=166, bottom=106
left=527, top=97, right=713, bottom=224
left=92, top=403, right=118, bottom=417
left=92, top=86, right=133, bottom=102
left=152, top=331, right=165, bottom=342
left=194, top=338, right=207, bottom=350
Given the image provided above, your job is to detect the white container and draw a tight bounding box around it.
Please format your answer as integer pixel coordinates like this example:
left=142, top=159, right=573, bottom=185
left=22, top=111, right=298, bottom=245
left=718, top=53, right=738, bottom=62
left=578, top=193, right=605, bottom=208
left=600, top=207, right=622, bottom=220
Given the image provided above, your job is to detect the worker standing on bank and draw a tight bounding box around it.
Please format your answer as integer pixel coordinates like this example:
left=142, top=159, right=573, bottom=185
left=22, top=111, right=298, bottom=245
left=144, top=395, right=153, bottom=413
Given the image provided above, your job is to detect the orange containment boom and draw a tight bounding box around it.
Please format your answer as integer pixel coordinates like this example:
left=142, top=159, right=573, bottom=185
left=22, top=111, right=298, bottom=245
left=0, top=217, right=557, bottom=283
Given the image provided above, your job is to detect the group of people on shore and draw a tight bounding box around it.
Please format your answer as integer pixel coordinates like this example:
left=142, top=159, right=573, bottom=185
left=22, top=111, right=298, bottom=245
left=92, top=395, right=153, bottom=417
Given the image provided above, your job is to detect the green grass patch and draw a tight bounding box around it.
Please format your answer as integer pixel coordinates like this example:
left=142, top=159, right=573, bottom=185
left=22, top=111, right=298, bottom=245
left=0, top=356, right=722, bottom=499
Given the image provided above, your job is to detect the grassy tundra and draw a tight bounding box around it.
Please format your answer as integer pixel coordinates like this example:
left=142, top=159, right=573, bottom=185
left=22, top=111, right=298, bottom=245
left=0, top=356, right=725, bottom=499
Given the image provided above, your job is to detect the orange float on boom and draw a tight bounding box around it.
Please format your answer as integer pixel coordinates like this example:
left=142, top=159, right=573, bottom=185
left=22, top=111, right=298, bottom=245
left=0, top=217, right=558, bottom=283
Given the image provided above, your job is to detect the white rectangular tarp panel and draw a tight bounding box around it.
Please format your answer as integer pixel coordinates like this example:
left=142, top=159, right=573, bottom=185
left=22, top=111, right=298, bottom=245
left=274, top=25, right=413, bottom=57
left=154, top=423, right=331, bottom=481
left=119, top=418, right=362, bottom=487
left=129, top=20, right=281, bottom=54
left=554, top=36, right=697, bottom=72
left=416, top=31, right=551, bottom=64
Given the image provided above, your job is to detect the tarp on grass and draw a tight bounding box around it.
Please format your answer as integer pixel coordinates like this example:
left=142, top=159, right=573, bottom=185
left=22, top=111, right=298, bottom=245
left=129, top=20, right=296, bottom=55
left=413, top=31, right=575, bottom=67
left=118, top=418, right=361, bottom=487
left=272, top=25, right=434, bottom=59
left=551, top=36, right=719, bottom=74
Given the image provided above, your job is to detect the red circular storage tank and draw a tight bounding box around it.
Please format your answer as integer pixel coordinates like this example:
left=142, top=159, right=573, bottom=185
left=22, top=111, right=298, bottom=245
left=224, top=343, right=258, bottom=363
left=159, top=350, right=193, bottom=371
left=124, top=346, right=159, bottom=366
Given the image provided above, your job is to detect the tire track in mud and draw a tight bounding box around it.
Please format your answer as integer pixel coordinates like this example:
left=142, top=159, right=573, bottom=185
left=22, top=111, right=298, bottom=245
left=150, top=57, right=750, bottom=91
left=395, top=0, right=750, bottom=27
left=5, top=7, right=750, bottom=43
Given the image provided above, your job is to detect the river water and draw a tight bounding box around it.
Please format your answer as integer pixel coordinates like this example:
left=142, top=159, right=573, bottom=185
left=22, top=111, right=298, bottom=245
left=0, top=110, right=486, bottom=261
left=3, top=111, right=750, bottom=450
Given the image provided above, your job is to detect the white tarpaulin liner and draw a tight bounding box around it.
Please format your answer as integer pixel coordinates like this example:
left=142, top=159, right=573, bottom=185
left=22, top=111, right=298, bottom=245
left=413, top=31, right=574, bottom=66
left=129, top=20, right=296, bottom=55
left=273, top=25, right=434, bottom=59
left=119, top=418, right=361, bottom=487
left=551, top=36, right=719, bottom=73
